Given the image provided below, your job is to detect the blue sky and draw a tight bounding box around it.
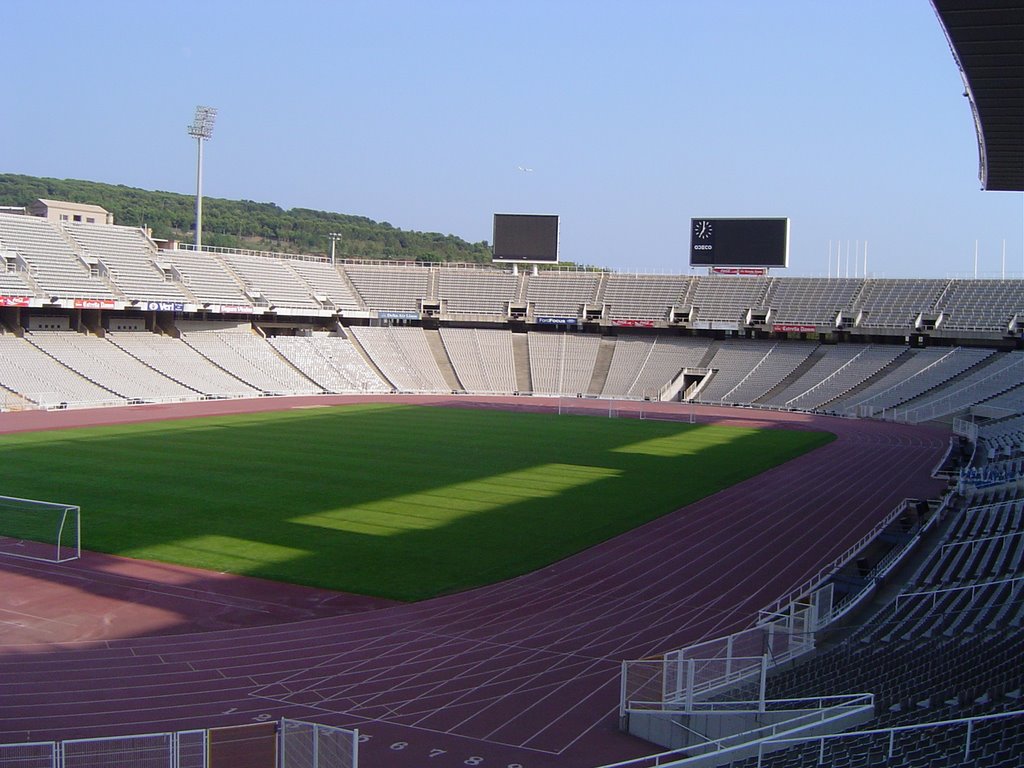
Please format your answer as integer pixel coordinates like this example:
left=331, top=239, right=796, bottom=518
left=3, top=0, right=1021, bottom=277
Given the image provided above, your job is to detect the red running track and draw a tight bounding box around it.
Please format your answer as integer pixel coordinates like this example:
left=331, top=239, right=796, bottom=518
left=0, top=396, right=951, bottom=767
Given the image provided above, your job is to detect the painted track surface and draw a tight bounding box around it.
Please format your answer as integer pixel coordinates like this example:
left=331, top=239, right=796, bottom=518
left=0, top=396, right=950, bottom=767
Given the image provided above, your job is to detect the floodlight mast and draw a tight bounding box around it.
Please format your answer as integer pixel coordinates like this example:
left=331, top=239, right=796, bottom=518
left=328, top=232, right=344, bottom=265
left=187, top=106, right=217, bottom=254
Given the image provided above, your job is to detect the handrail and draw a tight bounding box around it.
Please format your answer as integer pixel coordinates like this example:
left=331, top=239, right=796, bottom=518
left=602, top=694, right=874, bottom=768
left=894, top=573, right=1024, bottom=610
left=722, top=343, right=776, bottom=403
left=757, top=707, right=1024, bottom=765
left=759, top=497, right=915, bottom=619
left=784, top=347, right=867, bottom=408
left=897, top=355, right=1024, bottom=423
left=843, top=346, right=961, bottom=414
left=174, top=242, right=330, bottom=263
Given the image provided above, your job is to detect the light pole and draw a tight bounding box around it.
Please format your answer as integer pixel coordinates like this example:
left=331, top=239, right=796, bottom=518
left=328, top=232, right=344, bottom=265
left=187, top=106, right=217, bottom=253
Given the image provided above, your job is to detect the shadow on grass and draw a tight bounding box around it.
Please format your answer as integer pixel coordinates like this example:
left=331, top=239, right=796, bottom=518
left=0, top=403, right=834, bottom=601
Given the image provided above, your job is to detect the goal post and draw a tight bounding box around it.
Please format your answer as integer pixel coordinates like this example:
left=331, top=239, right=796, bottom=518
left=0, top=495, right=80, bottom=563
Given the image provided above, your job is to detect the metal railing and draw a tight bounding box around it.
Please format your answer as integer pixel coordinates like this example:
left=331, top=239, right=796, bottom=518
left=755, top=708, right=1024, bottom=767
left=602, top=694, right=874, bottom=768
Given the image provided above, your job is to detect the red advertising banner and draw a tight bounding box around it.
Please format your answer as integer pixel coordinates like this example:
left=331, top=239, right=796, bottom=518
left=613, top=319, right=656, bottom=328
left=711, top=267, right=768, bottom=276
left=773, top=324, right=817, bottom=333
left=0, top=295, right=31, bottom=307
left=72, top=298, right=117, bottom=309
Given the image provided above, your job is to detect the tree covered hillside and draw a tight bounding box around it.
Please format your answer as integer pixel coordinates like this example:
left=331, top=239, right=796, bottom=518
left=0, top=174, right=492, bottom=263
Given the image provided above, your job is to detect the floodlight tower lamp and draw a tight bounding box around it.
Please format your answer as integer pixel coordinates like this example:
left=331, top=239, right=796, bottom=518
left=187, top=105, right=217, bottom=253
left=328, top=232, right=344, bottom=265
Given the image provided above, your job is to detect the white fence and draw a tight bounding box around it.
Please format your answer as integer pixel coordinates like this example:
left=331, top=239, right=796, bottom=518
left=754, top=708, right=1024, bottom=767
left=279, top=720, right=358, bottom=768
left=0, top=720, right=356, bottom=768
left=620, top=588, right=828, bottom=718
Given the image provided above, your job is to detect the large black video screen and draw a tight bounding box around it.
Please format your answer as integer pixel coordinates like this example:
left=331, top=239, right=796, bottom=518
left=690, top=218, right=789, bottom=268
left=492, top=214, right=559, bottom=262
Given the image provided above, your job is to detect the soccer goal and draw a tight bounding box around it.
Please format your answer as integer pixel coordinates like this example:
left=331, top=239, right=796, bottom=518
left=0, top=495, right=81, bottom=563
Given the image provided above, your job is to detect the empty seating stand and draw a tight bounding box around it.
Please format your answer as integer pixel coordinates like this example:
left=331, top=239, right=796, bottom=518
left=719, top=490, right=1024, bottom=768
left=63, top=222, right=189, bottom=304
left=160, top=249, right=252, bottom=307
left=601, top=274, right=692, bottom=322
left=179, top=323, right=322, bottom=395
left=289, top=260, right=364, bottom=312
left=268, top=335, right=388, bottom=393
left=527, top=332, right=600, bottom=396
left=348, top=325, right=449, bottom=392
left=856, top=279, right=947, bottom=329
left=26, top=331, right=195, bottom=402
left=222, top=253, right=321, bottom=311
left=343, top=264, right=429, bottom=312
left=0, top=212, right=117, bottom=300
left=524, top=271, right=601, bottom=318
left=437, top=267, right=518, bottom=317
left=936, top=281, right=1024, bottom=334
left=766, top=277, right=862, bottom=327
left=440, top=327, right=517, bottom=394
left=107, top=331, right=260, bottom=398
left=690, top=276, right=769, bottom=324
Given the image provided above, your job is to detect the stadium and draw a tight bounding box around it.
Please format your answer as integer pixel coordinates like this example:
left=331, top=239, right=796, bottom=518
left=0, top=2, right=1022, bottom=767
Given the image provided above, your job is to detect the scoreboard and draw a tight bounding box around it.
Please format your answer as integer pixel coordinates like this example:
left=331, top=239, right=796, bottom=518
left=492, top=214, right=559, bottom=263
left=690, top=218, right=789, bottom=269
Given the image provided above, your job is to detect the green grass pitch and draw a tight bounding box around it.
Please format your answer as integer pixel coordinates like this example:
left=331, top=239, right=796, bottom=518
left=0, top=404, right=834, bottom=601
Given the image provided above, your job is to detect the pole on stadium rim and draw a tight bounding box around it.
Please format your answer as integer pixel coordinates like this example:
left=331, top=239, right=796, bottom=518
left=188, top=106, right=217, bottom=254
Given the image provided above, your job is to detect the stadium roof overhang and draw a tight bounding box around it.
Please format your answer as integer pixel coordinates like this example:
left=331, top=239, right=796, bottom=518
left=931, top=0, right=1024, bottom=192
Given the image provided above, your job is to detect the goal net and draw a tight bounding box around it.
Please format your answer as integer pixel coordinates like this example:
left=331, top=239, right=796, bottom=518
left=0, top=495, right=80, bottom=563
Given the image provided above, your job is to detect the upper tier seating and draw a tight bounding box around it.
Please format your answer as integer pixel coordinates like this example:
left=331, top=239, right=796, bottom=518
left=524, top=271, right=601, bottom=317
left=690, top=276, right=770, bottom=323
left=0, top=213, right=117, bottom=299
left=343, top=264, right=429, bottom=312
left=159, top=249, right=251, bottom=306
left=437, top=267, right=518, bottom=316
left=936, top=280, right=1024, bottom=333
left=601, top=274, right=692, bottom=321
left=857, top=279, right=948, bottom=329
left=288, top=260, right=363, bottom=312
left=0, top=262, right=33, bottom=296
left=765, top=277, right=863, bottom=326
left=222, top=254, right=320, bottom=310
left=62, top=222, right=189, bottom=303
